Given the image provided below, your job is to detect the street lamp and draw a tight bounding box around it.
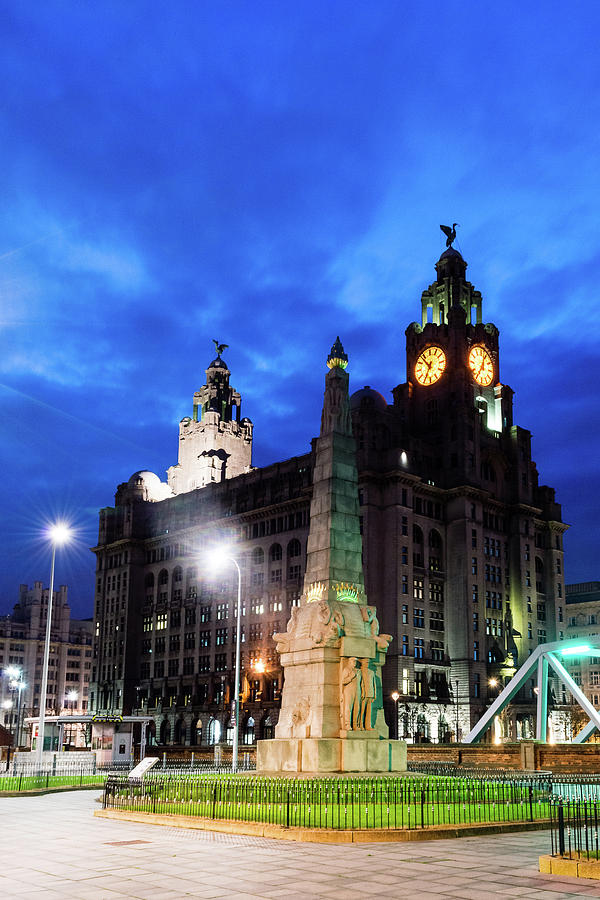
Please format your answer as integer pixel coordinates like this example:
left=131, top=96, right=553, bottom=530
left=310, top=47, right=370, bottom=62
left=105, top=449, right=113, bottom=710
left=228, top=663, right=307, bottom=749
left=36, top=523, right=72, bottom=768
left=391, top=691, right=400, bottom=740
left=210, top=547, right=242, bottom=773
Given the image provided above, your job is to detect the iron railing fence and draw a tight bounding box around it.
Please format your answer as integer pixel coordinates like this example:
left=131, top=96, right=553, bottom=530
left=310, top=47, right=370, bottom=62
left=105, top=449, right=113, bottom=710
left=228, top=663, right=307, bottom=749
left=0, top=755, right=255, bottom=790
left=407, top=761, right=553, bottom=788
left=550, top=799, right=600, bottom=860
left=103, top=773, right=552, bottom=830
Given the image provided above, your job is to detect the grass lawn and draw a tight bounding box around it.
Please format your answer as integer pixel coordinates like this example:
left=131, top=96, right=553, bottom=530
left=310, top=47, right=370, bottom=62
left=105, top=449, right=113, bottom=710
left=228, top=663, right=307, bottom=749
left=105, top=773, right=552, bottom=830
left=0, top=773, right=106, bottom=792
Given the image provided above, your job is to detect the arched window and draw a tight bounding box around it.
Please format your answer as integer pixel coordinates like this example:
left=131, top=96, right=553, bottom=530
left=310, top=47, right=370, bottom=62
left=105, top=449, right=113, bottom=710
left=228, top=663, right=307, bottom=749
left=207, top=718, right=221, bottom=745
left=186, top=566, right=197, bottom=583
left=144, top=573, right=155, bottom=588
left=243, top=716, right=255, bottom=745
left=174, top=718, right=185, bottom=744
left=252, top=547, right=264, bottom=565
left=413, top=525, right=423, bottom=544
left=158, top=569, right=168, bottom=586
left=190, top=718, right=202, bottom=746
left=147, top=720, right=157, bottom=746
left=429, top=529, right=442, bottom=549
left=269, top=543, right=283, bottom=562
left=413, top=525, right=424, bottom=568
left=262, top=715, right=274, bottom=740
left=225, top=718, right=234, bottom=745
left=287, top=539, right=301, bottom=559
left=173, top=566, right=183, bottom=583
left=159, top=719, right=170, bottom=745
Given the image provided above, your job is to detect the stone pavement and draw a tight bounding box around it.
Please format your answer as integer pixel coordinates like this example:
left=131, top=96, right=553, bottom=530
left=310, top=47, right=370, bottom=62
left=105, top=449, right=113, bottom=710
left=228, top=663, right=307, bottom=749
left=2, top=791, right=600, bottom=899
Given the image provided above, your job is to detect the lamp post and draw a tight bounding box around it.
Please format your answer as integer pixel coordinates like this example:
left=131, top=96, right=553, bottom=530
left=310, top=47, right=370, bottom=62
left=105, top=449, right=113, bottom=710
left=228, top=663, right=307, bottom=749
left=36, top=523, right=72, bottom=769
left=391, top=691, right=400, bottom=740
left=211, top=549, right=242, bottom=773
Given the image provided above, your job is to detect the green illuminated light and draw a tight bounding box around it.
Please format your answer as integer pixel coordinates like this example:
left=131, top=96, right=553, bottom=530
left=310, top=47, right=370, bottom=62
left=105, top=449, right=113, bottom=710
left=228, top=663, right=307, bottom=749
left=561, top=645, right=591, bottom=656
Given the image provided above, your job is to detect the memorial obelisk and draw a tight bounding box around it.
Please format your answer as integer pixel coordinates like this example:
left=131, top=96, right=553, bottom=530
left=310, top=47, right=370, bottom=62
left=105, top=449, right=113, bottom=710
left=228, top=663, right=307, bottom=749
left=257, top=339, right=406, bottom=773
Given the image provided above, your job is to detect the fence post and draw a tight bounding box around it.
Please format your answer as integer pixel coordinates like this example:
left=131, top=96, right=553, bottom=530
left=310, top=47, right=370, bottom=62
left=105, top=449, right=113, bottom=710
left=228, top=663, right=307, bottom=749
left=528, top=784, right=534, bottom=822
left=421, top=789, right=425, bottom=828
left=558, top=800, right=565, bottom=856
left=286, top=788, right=290, bottom=828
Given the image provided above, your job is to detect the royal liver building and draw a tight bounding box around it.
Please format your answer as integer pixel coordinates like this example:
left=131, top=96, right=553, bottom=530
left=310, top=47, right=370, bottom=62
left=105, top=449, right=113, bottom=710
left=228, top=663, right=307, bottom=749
left=91, top=242, right=566, bottom=748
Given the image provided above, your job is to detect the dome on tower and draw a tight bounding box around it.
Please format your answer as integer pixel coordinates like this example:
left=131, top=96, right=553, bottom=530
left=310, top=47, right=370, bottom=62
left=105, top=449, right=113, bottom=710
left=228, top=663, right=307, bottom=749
left=350, top=386, right=387, bottom=412
left=207, top=357, right=228, bottom=369
left=438, top=246, right=464, bottom=261
left=127, top=470, right=173, bottom=501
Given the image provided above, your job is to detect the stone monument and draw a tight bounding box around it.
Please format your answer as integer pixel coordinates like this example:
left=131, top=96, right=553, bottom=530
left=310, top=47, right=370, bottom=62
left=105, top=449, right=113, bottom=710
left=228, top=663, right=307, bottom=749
left=256, top=339, right=406, bottom=773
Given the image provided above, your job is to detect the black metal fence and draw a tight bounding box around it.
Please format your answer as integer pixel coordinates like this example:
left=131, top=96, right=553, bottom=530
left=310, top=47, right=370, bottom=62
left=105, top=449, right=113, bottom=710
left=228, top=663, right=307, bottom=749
left=550, top=799, right=600, bottom=860
left=103, top=772, right=552, bottom=830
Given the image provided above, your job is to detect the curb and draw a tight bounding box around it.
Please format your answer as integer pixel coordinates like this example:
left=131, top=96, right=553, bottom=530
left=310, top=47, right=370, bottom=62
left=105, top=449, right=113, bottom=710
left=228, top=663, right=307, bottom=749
left=94, top=808, right=550, bottom=843
left=0, top=784, right=104, bottom=798
left=540, top=855, right=600, bottom=880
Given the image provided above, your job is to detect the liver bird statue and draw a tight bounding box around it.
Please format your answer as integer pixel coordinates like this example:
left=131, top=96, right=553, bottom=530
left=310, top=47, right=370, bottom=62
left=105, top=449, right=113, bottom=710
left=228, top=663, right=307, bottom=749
left=212, top=339, right=228, bottom=358
left=440, top=223, right=458, bottom=248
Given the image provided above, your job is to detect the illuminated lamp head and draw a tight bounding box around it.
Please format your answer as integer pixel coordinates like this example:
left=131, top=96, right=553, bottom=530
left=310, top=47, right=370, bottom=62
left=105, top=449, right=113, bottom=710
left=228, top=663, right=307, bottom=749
left=327, top=336, right=348, bottom=370
left=47, top=522, right=73, bottom=546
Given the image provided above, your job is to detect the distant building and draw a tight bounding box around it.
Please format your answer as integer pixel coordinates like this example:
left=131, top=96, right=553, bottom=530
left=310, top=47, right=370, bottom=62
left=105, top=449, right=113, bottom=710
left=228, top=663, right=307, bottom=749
left=561, top=582, right=600, bottom=716
left=91, top=246, right=566, bottom=745
left=0, top=583, right=93, bottom=747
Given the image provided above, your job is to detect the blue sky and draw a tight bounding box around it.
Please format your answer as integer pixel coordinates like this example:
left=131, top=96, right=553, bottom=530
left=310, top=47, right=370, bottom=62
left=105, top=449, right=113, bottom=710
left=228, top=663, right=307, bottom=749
left=1, top=1, right=599, bottom=617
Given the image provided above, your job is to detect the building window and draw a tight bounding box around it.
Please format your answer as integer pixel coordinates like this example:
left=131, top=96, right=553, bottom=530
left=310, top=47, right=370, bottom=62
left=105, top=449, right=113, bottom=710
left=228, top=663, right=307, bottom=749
left=153, top=661, right=164, bottom=678
left=473, top=641, right=479, bottom=660
left=558, top=606, right=563, bottom=623
left=537, top=603, right=546, bottom=622
left=199, top=631, right=210, bottom=648
left=528, top=622, right=533, bottom=639
left=200, top=606, right=211, bottom=623
left=401, top=604, right=408, bottom=625
left=537, top=629, right=546, bottom=644
left=401, top=575, right=408, bottom=594
left=216, top=627, right=227, bottom=646
left=474, top=673, right=480, bottom=698
left=472, top=585, right=478, bottom=603
left=270, top=568, right=282, bottom=583
left=169, top=634, right=180, bottom=653
left=215, top=654, right=227, bottom=672
left=288, top=564, right=301, bottom=581
left=414, top=638, right=424, bottom=659
left=170, top=610, right=181, bottom=628
left=198, top=656, right=210, bottom=673
left=472, top=558, right=478, bottom=575
left=413, top=578, right=424, bottom=600
left=185, top=609, right=196, bottom=626
left=430, top=610, right=444, bottom=631
left=401, top=635, right=409, bottom=656
left=183, top=658, right=194, bottom=675
left=168, top=658, right=179, bottom=677
left=473, top=612, right=479, bottom=632
left=429, top=583, right=443, bottom=603
left=143, top=616, right=152, bottom=633
left=401, top=546, right=408, bottom=565
left=216, top=603, right=229, bottom=620
left=413, top=608, right=425, bottom=628
left=431, top=640, right=444, bottom=661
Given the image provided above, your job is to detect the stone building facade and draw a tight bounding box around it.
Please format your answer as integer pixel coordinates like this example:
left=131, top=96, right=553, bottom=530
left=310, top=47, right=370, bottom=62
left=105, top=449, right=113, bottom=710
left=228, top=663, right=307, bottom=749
left=0, top=583, right=93, bottom=746
left=90, top=246, right=566, bottom=746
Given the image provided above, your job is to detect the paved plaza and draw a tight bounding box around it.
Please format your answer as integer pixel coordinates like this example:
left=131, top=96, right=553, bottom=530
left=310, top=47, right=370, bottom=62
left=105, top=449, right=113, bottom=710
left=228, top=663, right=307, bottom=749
left=2, top=791, right=600, bottom=899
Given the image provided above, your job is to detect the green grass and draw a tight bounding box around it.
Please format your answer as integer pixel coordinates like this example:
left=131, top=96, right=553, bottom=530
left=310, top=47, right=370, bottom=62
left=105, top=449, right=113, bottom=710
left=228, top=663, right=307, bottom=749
left=0, top=773, right=106, bottom=792
left=105, top=773, right=552, bottom=830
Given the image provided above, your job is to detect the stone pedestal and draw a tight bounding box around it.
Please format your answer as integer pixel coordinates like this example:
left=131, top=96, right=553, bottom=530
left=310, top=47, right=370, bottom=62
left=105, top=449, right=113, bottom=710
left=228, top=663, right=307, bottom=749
left=256, top=736, right=407, bottom=773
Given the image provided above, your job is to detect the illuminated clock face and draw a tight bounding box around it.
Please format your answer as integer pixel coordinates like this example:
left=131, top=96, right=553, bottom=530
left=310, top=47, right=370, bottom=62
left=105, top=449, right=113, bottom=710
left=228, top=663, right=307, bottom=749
left=414, top=346, right=447, bottom=386
left=468, top=345, right=495, bottom=386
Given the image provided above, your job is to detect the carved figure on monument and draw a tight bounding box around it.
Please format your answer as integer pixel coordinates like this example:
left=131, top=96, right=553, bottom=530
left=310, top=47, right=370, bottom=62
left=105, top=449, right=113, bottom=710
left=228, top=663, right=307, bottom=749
left=341, top=657, right=362, bottom=731
left=360, top=605, right=392, bottom=650
left=274, top=598, right=345, bottom=652
left=359, top=659, right=376, bottom=730
left=290, top=697, right=311, bottom=738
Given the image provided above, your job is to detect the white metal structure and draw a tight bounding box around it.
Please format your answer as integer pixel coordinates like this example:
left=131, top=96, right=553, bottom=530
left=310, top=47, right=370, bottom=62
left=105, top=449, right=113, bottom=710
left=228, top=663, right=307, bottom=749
left=464, top=638, right=600, bottom=744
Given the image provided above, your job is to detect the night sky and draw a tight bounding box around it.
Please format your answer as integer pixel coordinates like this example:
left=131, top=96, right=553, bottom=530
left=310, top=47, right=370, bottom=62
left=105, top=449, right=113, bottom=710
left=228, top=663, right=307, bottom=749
left=1, top=2, right=599, bottom=618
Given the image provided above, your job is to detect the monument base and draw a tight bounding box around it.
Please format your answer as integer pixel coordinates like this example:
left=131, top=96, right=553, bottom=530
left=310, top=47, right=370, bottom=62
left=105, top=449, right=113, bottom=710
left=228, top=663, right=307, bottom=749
left=256, top=737, right=407, bottom=773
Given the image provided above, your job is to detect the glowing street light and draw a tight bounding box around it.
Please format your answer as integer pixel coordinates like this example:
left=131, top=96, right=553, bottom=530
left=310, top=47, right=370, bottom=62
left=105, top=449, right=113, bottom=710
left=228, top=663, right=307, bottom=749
left=36, top=522, right=72, bottom=768
left=210, top=546, right=242, bottom=773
